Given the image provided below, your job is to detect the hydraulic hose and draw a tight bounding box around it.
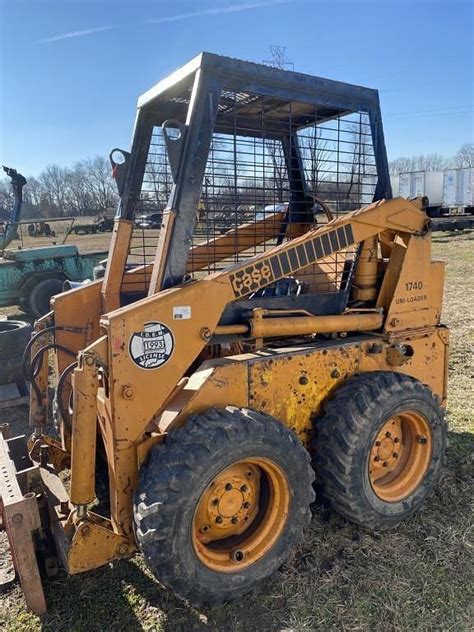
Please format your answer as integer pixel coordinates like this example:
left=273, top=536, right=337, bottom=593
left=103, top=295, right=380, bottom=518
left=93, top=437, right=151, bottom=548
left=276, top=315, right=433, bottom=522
left=21, top=325, right=77, bottom=409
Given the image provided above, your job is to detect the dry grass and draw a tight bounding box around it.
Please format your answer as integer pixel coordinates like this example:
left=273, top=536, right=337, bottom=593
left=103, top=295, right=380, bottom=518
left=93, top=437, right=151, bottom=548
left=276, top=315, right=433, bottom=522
left=8, top=219, right=112, bottom=254
left=0, top=232, right=473, bottom=632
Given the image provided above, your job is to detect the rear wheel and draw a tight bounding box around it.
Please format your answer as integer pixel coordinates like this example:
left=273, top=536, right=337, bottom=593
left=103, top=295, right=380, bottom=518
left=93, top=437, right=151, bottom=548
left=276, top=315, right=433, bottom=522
left=28, top=277, right=63, bottom=317
left=314, top=372, right=446, bottom=530
left=134, top=407, right=314, bottom=606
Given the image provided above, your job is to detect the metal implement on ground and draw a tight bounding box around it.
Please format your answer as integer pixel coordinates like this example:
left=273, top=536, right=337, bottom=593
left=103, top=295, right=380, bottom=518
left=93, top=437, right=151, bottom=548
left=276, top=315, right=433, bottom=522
left=0, top=53, right=449, bottom=613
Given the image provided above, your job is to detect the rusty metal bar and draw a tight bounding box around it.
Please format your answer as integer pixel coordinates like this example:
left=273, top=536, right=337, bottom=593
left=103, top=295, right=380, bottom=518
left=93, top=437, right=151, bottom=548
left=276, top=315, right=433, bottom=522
left=0, top=429, right=46, bottom=614
left=252, top=311, right=383, bottom=338
left=69, top=354, right=98, bottom=510
left=101, top=218, right=134, bottom=312
left=214, top=324, right=249, bottom=335
left=215, top=311, right=383, bottom=339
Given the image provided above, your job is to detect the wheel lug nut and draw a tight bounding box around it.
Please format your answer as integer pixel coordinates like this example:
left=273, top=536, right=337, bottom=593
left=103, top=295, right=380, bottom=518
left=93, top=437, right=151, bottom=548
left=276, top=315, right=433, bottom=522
left=216, top=516, right=223, bottom=524
left=375, top=441, right=381, bottom=447
left=231, top=517, right=238, bottom=525
left=243, top=501, right=250, bottom=509
left=211, top=498, right=218, bottom=506
left=374, top=456, right=381, bottom=462
left=385, top=431, right=391, bottom=438
left=201, top=525, right=209, bottom=532
left=246, top=471, right=253, bottom=478
left=383, top=461, right=388, bottom=467
left=225, top=483, right=232, bottom=491
left=240, top=484, right=248, bottom=493
left=393, top=452, right=398, bottom=458
left=394, top=437, right=400, bottom=443
left=230, top=549, right=245, bottom=563
left=417, top=435, right=427, bottom=445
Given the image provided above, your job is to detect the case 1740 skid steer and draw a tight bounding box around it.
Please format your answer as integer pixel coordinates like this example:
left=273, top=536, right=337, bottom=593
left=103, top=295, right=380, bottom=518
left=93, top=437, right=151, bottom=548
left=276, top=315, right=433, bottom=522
left=0, top=53, right=448, bottom=613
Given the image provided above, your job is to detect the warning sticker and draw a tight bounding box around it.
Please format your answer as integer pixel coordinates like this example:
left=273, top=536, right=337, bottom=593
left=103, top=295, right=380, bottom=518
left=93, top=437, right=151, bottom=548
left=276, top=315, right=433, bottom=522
left=173, top=306, right=191, bottom=320
left=129, top=321, right=174, bottom=369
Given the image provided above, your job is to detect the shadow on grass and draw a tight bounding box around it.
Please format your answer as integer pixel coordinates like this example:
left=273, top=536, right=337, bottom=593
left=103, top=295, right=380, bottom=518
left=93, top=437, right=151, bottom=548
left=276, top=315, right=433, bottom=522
left=26, top=430, right=472, bottom=632
left=41, top=558, right=203, bottom=632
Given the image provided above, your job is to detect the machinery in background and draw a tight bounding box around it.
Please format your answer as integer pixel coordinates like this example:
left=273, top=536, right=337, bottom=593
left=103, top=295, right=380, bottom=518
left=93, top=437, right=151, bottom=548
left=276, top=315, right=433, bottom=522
left=0, top=166, right=107, bottom=316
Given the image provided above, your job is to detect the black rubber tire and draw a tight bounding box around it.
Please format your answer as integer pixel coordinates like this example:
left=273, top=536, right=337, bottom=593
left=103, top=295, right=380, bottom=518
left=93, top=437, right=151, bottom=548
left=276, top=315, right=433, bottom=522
left=0, top=320, right=32, bottom=385
left=314, top=372, right=446, bottom=530
left=28, top=277, right=64, bottom=317
left=134, top=407, right=315, bottom=606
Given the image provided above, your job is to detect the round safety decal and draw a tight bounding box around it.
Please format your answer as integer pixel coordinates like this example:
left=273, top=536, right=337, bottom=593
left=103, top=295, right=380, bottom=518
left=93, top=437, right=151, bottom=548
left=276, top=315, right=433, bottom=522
left=129, top=321, right=175, bottom=369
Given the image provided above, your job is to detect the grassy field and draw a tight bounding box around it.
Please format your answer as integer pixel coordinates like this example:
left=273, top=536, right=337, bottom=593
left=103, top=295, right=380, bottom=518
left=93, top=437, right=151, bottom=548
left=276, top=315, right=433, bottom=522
left=9, top=217, right=113, bottom=254
left=0, top=231, right=473, bottom=632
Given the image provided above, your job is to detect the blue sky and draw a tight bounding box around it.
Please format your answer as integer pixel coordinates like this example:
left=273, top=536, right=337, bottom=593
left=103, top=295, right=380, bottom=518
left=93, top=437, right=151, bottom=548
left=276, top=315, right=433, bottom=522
left=0, top=0, right=472, bottom=175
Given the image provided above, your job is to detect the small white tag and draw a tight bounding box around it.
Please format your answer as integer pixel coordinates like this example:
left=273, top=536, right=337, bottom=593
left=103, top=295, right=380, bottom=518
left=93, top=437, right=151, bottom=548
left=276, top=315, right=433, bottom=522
left=173, top=306, right=191, bottom=320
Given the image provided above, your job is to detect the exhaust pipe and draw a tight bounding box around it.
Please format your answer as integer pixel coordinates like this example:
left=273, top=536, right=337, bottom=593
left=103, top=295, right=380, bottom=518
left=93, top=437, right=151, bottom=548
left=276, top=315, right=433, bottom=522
left=63, top=279, right=91, bottom=292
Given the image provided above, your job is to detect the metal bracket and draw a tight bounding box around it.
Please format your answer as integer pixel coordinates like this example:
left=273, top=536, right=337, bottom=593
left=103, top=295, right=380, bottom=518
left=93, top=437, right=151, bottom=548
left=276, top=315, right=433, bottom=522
left=162, top=119, right=187, bottom=183
left=109, top=148, right=131, bottom=197
left=0, top=427, right=46, bottom=614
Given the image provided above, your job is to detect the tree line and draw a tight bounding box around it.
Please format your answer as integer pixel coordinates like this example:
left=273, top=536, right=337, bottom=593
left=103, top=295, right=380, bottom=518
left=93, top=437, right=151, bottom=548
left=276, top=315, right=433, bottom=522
left=0, top=143, right=472, bottom=221
left=388, top=143, right=474, bottom=175
left=0, top=156, right=118, bottom=220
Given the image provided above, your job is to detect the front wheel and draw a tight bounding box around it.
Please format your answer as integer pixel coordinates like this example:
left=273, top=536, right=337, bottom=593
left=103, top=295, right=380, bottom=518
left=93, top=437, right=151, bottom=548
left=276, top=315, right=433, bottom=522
left=134, top=407, right=314, bottom=606
left=314, top=372, right=446, bottom=530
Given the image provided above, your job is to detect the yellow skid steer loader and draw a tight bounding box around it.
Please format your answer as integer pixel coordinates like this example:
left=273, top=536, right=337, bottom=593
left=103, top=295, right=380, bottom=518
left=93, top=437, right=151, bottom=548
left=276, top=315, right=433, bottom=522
left=0, top=53, right=448, bottom=613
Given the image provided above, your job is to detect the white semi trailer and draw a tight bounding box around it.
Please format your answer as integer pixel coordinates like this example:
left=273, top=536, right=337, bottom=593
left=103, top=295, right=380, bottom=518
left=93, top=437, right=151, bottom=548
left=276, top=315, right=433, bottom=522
left=391, top=168, right=474, bottom=218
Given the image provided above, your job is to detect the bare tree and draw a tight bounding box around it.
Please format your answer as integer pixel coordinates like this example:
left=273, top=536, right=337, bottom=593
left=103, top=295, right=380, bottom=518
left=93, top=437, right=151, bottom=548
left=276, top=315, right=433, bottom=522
left=389, top=157, right=413, bottom=175
left=265, top=140, right=287, bottom=203
left=299, top=126, right=332, bottom=194
left=454, top=143, right=474, bottom=168
left=389, top=153, right=449, bottom=174
left=39, top=164, right=71, bottom=215
left=68, top=162, right=95, bottom=215
left=82, top=156, right=118, bottom=212
left=0, top=178, right=12, bottom=219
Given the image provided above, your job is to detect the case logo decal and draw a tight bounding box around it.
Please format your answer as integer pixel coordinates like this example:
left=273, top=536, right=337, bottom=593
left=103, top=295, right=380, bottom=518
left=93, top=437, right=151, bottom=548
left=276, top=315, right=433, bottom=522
left=228, top=224, right=354, bottom=298
left=129, top=321, right=174, bottom=369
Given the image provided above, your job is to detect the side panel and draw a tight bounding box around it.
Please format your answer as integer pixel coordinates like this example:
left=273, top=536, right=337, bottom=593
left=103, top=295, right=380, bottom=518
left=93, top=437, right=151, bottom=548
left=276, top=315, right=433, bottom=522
left=424, top=171, right=444, bottom=206
left=461, top=167, right=474, bottom=206
left=160, top=330, right=449, bottom=446
left=443, top=169, right=457, bottom=206
left=53, top=280, right=104, bottom=374
left=377, top=234, right=444, bottom=333
left=399, top=173, right=411, bottom=198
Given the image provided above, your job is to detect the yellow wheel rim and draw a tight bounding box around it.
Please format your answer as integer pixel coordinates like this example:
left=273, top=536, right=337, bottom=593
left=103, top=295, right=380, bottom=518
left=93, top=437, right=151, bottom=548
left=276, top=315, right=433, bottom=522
left=192, top=458, right=290, bottom=572
left=369, top=411, right=432, bottom=502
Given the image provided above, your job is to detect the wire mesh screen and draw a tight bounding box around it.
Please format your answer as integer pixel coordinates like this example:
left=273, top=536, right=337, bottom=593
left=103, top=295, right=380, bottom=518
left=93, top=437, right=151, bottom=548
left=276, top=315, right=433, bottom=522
left=187, top=93, right=375, bottom=295
left=297, top=112, right=377, bottom=213
left=187, top=132, right=291, bottom=276
left=128, top=127, right=172, bottom=265
left=129, top=89, right=378, bottom=297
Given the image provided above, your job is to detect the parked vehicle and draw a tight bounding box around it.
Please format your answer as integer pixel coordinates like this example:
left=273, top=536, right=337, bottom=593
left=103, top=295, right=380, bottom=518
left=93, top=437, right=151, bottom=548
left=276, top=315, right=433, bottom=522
left=0, top=167, right=107, bottom=316
left=71, top=213, right=114, bottom=235
left=27, top=221, right=56, bottom=237
left=391, top=168, right=474, bottom=230
left=134, top=211, right=162, bottom=229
